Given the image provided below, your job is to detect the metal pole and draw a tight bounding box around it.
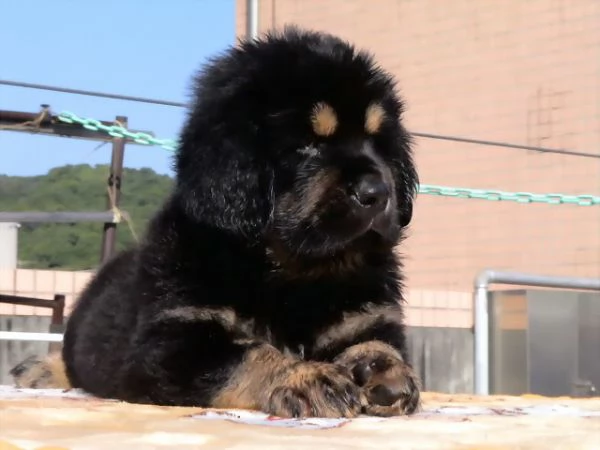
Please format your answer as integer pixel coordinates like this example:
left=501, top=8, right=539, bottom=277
left=474, top=284, right=490, bottom=396
left=247, top=0, right=259, bottom=39
left=100, top=116, right=127, bottom=263
left=473, top=269, right=600, bottom=396
left=48, top=294, right=65, bottom=353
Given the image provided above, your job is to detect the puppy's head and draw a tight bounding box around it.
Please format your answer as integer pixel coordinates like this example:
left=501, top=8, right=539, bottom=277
left=175, top=27, right=418, bottom=258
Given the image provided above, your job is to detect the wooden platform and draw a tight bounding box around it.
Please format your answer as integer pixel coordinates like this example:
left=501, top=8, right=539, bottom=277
left=0, top=386, right=599, bottom=449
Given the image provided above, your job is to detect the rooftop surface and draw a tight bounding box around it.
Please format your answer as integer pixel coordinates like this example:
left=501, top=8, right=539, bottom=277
left=1, top=386, right=599, bottom=449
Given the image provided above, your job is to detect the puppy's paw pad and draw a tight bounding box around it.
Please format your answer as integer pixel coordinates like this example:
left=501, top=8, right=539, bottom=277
left=335, top=345, right=421, bottom=416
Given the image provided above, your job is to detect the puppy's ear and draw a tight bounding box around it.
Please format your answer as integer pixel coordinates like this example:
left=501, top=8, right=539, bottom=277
left=174, top=123, right=274, bottom=241
left=394, top=134, right=419, bottom=229
left=399, top=196, right=414, bottom=228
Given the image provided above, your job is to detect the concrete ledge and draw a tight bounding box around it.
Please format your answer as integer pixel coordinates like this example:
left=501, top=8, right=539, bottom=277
left=1, top=386, right=599, bottom=449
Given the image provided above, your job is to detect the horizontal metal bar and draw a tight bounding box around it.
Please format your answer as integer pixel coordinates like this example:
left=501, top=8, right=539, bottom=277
left=0, top=331, right=63, bottom=342
left=0, top=211, right=119, bottom=223
left=475, top=270, right=600, bottom=291
left=0, top=294, right=62, bottom=309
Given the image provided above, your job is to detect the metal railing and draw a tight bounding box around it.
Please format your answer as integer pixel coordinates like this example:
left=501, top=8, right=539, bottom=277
left=0, top=294, right=66, bottom=350
left=473, top=270, right=600, bottom=395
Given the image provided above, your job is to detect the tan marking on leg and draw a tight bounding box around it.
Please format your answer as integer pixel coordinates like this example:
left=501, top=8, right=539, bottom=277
left=212, top=344, right=363, bottom=418
left=313, top=304, right=404, bottom=353
left=153, top=306, right=255, bottom=338
left=211, top=343, right=294, bottom=410
left=155, top=307, right=236, bottom=327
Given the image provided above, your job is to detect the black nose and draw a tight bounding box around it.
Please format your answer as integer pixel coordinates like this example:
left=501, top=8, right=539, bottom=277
left=350, top=174, right=389, bottom=212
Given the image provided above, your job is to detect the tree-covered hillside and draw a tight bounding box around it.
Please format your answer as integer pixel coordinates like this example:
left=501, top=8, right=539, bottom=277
left=0, top=164, right=173, bottom=270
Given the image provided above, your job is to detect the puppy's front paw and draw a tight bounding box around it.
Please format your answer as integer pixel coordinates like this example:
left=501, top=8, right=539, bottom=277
left=267, top=362, right=365, bottom=418
left=334, top=341, right=421, bottom=416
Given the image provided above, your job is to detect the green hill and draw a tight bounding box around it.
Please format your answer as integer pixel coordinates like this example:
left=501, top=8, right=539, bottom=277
left=0, top=164, right=174, bottom=270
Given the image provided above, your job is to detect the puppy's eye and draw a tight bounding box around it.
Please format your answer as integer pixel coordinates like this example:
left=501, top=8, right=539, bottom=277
left=297, top=145, right=320, bottom=158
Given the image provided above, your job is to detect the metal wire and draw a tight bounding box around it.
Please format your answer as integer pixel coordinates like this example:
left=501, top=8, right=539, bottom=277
left=411, top=132, right=600, bottom=159
left=0, top=79, right=186, bottom=108
left=3, top=78, right=599, bottom=159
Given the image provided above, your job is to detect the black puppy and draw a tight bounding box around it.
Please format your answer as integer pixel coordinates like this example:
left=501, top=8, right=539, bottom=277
left=12, top=26, right=421, bottom=418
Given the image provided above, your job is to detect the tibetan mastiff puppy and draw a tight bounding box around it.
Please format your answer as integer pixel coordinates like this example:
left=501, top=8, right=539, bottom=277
left=12, top=26, right=421, bottom=418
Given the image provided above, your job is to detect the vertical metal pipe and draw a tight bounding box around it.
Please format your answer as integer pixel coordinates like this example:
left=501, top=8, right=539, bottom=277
left=474, top=282, right=490, bottom=395
left=247, top=0, right=259, bottom=39
left=100, top=116, right=127, bottom=263
left=48, top=294, right=65, bottom=353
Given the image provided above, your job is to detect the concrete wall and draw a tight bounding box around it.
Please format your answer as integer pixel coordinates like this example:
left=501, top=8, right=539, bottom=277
left=0, top=311, right=474, bottom=392
left=407, top=326, right=474, bottom=394
left=0, top=268, right=475, bottom=389
left=0, top=315, right=52, bottom=385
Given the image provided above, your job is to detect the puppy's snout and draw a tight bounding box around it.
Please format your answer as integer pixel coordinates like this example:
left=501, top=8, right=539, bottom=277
left=350, top=174, right=389, bottom=213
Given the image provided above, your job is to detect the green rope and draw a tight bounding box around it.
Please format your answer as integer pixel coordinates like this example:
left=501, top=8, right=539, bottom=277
left=419, top=185, right=599, bottom=206
left=57, top=111, right=600, bottom=207
left=58, top=111, right=178, bottom=151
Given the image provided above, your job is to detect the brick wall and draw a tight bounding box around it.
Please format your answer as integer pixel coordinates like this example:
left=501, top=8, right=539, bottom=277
left=0, top=268, right=92, bottom=316
left=0, top=268, right=473, bottom=328
left=236, top=0, right=600, bottom=294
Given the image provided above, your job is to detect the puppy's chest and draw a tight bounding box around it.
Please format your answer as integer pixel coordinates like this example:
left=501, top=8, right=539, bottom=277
left=248, top=308, right=324, bottom=360
left=251, top=286, right=367, bottom=359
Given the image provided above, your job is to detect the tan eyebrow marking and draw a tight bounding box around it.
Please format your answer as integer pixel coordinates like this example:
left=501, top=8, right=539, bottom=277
left=310, top=102, right=338, bottom=137
left=365, top=103, right=386, bottom=134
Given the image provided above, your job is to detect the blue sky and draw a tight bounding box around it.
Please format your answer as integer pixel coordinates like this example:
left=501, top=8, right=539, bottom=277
left=1, top=0, right=236, bottom=177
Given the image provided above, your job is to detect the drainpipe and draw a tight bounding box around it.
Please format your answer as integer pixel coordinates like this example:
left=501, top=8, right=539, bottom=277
left=247, top=0, right=259, bottom=40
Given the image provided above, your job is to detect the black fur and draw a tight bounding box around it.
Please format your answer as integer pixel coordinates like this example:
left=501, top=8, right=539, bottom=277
left=60, top=26, right=420, bottom=416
